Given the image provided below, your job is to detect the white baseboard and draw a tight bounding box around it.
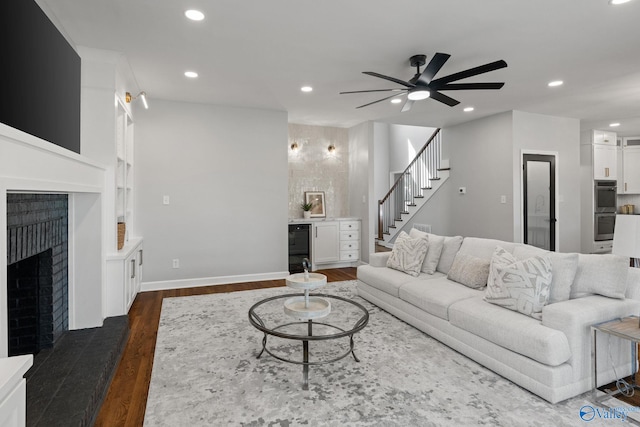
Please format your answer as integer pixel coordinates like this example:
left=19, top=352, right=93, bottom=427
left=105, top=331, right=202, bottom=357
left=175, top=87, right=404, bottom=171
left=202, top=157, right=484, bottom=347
left=141, top=271, right=291, bottom=292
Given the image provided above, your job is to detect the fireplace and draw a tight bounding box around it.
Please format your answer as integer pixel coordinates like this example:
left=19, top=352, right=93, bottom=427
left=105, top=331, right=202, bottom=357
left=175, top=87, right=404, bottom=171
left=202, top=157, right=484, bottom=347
left=6, top=194, right=68, bottom=356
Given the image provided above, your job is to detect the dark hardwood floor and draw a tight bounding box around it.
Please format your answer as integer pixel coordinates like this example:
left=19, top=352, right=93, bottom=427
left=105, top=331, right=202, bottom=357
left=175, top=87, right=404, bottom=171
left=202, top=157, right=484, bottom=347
left=94, top=268, right=357, bottom=427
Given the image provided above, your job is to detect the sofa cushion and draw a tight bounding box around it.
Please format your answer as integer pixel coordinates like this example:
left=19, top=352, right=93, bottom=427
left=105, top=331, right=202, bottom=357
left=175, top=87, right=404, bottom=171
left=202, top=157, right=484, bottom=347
left=386, top=231, right=429, bottom=277
left=399, top=277, right=482, bottom=320
left=447, top=253, right=490, bottom=289
left=449, top=296, right=572, bottom=366
left=436, top=235, right=464, bottom=274
left=485, top=248, right=552, bottom=320
left=570, top=254, right=629, bottom=299
left=458, top=237, right=517, bottom=261
left=357, top=264, right=423, bottom=298
left=513, top=245, right=578, bottom=304
left=409, top=229, right=445, bottom=274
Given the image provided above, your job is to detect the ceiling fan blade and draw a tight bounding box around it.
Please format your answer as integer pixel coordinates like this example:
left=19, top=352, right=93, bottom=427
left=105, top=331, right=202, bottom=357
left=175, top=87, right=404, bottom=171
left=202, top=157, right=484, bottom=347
left=340, top=89, right=406, bottom=94
left=430, top=60, right=508, bottom=86
left=401, top=99, right=414, bottom=112
left=433, top=82, right=505, bottom=91
left=363, top=71, right=415, bottom=88
left=429, top=91, right=460, bottom=107
left=417, top=53, right=451, bottom=85
left=356, top=93, right=404, bottom=109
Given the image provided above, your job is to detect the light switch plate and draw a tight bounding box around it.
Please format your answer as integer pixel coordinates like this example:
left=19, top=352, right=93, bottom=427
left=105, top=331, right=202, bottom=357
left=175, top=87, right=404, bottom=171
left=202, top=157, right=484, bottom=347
left=163, top=195, right=170, bottom=205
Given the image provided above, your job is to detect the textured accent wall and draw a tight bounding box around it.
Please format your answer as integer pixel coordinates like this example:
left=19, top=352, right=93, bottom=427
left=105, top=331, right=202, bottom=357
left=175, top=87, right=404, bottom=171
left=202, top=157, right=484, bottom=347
left=288, top=124, right=349, bottom=219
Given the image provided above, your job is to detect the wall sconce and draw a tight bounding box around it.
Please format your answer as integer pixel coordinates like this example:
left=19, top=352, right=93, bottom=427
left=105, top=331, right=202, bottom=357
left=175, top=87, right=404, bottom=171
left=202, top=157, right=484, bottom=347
left=126, top=91, right=149, bottom=109
left=328, top=144, right=336, bottom=154
left=290, top=142, right=299, bottom=152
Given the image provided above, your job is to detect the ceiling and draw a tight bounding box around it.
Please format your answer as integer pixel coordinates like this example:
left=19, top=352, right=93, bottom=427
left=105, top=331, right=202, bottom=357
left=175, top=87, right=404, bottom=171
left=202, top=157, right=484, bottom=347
left=38, top=0, right=640, bottom=134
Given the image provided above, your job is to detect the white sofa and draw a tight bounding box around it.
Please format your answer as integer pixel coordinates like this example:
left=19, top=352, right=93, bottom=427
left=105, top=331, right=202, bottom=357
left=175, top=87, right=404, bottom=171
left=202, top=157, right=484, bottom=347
left=357, top=229, right=640, bottom=403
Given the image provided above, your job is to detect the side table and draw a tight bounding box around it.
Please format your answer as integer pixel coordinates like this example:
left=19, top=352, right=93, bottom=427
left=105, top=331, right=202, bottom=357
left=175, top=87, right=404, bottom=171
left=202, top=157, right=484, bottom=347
left=591, top=316, right=640, bottom=416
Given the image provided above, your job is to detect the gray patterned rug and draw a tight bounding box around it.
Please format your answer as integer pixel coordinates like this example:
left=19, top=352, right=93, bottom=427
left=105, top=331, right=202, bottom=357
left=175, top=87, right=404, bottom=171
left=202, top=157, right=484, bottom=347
left=144, top=281, right=628, bottom=426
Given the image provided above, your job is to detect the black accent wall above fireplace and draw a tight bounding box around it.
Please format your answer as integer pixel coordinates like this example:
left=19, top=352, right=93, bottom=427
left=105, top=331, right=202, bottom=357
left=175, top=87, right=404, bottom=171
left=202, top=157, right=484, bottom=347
left=0, top=0, right=81, bottom=154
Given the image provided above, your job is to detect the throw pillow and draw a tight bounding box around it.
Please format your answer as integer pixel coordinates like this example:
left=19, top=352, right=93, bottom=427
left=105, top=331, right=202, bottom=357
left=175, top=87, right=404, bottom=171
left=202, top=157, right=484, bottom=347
left=436, top=235, right=464, bottom=274
left=570, top=254, right=629, bottom=299
left=487, top=246, right=517, bottom=290
left=409, top=229, right=445, bottom=274
left=447, top=253, right=490, bottom=289
left=386, top=231, right=429, bottom=277
left=513, top=245, right=578, bottom=304
left=485, top=254, right=552, bottom=320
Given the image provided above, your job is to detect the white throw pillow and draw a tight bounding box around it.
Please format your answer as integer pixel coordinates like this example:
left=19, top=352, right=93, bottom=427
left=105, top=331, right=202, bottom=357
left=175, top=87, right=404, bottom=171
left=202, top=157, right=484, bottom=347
left=485, top=251, right=552, bottom=320
left=436, top=235, right=464, bottom=274
left=386, top=231, right=429, bottom=277
left=513, top=245, right=578, bottom=304
left=409, top=228, right=445, bottom=274
left=447, top=253, right=490, bottom=289
left=571, top=254, right=629, bottom=299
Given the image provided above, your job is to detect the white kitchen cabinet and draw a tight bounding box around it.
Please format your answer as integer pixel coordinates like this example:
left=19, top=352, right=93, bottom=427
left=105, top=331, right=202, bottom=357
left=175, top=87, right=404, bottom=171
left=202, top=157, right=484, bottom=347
left=593, top=144, right=617, bottom=180
left=313, top=222, right=340, bottom=264
left=339, top=221, right=360, bottom=261
left=106, top=238, right=143, bottom=316
left=593, top=130, right=617, bottom=146
left=622, top=147, right=640, bottom=194
left=310, top=219, right=361, bottom=270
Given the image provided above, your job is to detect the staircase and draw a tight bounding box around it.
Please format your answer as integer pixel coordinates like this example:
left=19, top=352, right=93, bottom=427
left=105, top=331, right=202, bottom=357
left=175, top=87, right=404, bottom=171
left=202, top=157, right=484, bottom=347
left=377, top=128, right=450, bottom=245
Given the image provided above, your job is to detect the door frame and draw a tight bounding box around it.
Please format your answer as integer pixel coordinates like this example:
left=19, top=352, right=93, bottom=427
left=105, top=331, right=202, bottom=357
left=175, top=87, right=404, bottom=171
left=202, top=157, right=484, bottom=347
left=520, top=150, right=559, bottom=251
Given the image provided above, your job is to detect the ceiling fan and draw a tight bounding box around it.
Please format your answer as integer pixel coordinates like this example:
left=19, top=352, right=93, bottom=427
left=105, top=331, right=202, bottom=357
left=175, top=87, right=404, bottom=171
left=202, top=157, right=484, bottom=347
left=340, top=53, right=507, bottom=112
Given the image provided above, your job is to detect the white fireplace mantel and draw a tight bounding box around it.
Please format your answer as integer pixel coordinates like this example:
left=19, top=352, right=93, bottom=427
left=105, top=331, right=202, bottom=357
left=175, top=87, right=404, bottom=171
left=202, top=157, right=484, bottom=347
left=0, top=123, right=107, bottom=358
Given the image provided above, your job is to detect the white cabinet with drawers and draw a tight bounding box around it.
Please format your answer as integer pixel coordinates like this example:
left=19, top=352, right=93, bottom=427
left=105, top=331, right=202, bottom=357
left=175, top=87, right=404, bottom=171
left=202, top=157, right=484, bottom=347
left=308, top=218, right=361, bottom=270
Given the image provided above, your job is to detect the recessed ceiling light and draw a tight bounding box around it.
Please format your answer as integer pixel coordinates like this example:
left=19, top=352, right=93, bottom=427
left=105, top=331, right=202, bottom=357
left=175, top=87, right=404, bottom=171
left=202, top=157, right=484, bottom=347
left=184, top=71, right=198, bottom=78
left=610, top=122, right=621, bottom=127
left=548, top=80, right=564, bottom=87
left=463, top=107, right=475, bottom=112
left=391, top=98, right=402, bottom=104
left=609, top=0, right=632, bottom=5
left=185, top=10, right=205, bottom=21
left=301, top=86, right=313, bottom=92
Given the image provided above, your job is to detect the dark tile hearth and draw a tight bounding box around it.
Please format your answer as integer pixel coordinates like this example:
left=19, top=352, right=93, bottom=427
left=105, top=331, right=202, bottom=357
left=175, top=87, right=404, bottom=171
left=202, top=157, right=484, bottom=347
left=25, top=316, right=129, bottom=427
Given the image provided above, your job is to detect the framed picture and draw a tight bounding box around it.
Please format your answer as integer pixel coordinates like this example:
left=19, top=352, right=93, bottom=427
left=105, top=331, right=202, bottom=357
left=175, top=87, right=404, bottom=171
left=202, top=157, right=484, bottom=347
left=304, top=191, right=326, bottom=218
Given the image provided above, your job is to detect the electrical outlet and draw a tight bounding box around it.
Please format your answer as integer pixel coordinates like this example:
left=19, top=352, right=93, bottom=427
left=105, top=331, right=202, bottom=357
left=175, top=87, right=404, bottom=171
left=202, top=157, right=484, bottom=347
left=163, top=195, right=170, bottom=205
left=172, top=259, right=179, bottom=269
left=500, top=195, right=507, bottom=204
left=458, top=187, right=466, bottom=194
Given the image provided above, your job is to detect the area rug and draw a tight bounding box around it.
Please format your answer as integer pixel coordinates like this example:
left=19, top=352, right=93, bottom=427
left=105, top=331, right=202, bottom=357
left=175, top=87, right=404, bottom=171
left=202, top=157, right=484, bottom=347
left=144, top=281, right=627, bottom=426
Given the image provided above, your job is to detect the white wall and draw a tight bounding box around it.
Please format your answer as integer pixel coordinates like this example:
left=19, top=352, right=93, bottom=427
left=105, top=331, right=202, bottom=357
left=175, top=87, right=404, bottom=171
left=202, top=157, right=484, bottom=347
left=288, top=124, right=349, bottom=219
left=349, top=121, right=374, bottom=262
left=407, top=111, right=581, bottom=250
left=442, top=112, right=515, bottom=240
left=135, top=100, right=289, bottom=287
left=512, top=110, right=581, bottom=252
left=373, top=122, right=390, bottom=202
left=388, top=124, right=438, bottom=174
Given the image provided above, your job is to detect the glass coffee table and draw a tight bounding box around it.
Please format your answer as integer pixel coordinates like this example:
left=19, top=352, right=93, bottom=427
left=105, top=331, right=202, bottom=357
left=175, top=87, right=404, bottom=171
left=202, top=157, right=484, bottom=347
left=248, top=287, right=369, bottom=390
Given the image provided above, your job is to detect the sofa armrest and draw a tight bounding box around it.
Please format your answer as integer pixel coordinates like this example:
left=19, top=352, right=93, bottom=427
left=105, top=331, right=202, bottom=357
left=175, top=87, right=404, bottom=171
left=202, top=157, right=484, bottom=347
left=542, top=296, right=640, bottom=378
left=625, top=268, right=640, bottom=300
left=368, top=252, right=391, bottom=268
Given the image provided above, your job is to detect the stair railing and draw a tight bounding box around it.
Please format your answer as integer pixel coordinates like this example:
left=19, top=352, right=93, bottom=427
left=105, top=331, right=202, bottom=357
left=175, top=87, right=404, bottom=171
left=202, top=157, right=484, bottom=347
left=378, top=128, right=442, bottom=240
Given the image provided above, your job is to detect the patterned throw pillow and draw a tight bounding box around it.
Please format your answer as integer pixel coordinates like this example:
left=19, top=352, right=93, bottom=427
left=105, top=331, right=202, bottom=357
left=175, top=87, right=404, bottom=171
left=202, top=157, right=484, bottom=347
left=485, top=248, right=553, bottom=320
left=386, top=231, right=429, bottom=277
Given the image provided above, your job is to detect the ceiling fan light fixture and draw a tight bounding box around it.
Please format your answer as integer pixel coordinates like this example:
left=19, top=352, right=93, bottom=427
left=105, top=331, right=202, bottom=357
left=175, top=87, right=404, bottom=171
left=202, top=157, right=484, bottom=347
left=185, top=10, right=205, bottom=21
left=407, top=89, right=430, bottom=101
left=548, top=80, right=564, bottom=87
left=610, top=122, right=621, bottom=127
left=301, top=86, right=313, bottom=93
left=463, top=107, right=475, bottom=112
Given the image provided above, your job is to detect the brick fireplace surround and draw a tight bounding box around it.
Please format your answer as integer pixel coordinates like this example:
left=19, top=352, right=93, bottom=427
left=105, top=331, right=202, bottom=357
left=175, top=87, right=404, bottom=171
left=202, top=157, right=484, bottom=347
left=6, top=194, right=69, bottom=356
